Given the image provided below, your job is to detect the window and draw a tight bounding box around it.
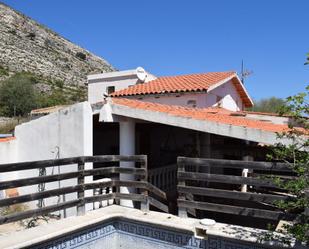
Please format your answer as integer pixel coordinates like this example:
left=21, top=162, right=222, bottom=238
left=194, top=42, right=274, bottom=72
left=107, top=86, right=115, bottom=94
left=187, top=100, right=197, bottom=108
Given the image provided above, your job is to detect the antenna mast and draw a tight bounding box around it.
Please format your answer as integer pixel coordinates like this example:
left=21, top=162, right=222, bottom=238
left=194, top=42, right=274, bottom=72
left=240, top=60, right=253, bottom=84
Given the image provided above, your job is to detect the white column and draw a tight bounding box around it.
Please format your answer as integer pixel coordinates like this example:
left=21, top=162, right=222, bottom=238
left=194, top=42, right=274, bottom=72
left=119, top=121, right=135, bottom=207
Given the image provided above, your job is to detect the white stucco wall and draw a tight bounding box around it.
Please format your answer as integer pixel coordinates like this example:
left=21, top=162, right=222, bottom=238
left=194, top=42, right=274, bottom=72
left=0, top=138, right=17, bottom=164
left=135, top=92, right=208, bottom=108
left=133, top=80, right=244, bottom=111
left=15, top=102, right=92, bottom=162
left=88, top=76, right=140, bottom=104
left=206, top=80, right=243, bottom=111
left=0, top=138, right=18, bottom=198
left=87, top=69, right=156, bottom=105
left=4, top=102, right=93, bottom=216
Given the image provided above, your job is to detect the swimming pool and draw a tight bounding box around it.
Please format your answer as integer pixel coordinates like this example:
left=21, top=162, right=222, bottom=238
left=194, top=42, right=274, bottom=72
left=0, top=206, right=289, bottom=249
left=29, top=218, right=269, bottom=249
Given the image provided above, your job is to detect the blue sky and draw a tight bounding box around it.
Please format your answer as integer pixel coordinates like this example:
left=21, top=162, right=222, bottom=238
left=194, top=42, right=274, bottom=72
left=2, top=0, right=309, bottom=100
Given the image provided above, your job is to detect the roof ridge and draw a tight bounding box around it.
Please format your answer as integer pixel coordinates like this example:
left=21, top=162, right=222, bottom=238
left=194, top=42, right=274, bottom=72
left=154, top=71, right=236, bottom=80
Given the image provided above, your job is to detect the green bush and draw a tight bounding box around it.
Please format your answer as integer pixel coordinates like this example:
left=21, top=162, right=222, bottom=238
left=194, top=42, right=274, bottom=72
left=36, top=89, right=68, bottom=107
left=0, top=72, right=37, bottom=117
left=266, top=55, right=309, bottom=245
left=0, top=72, right=86, bottom=117
left=0, top=65, right=9, bottom=76
left=249, top=97, right=286, bottom=113
left=54, top=79, right=64, bottom=89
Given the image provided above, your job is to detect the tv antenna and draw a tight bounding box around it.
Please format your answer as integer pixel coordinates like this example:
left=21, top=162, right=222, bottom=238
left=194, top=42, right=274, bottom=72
left=240, top=60, right=253, bottom=84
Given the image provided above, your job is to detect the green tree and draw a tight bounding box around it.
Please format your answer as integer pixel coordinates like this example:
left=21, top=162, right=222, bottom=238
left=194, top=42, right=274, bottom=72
left=250, top=97, right=286, bottom=113
left=267, top=59, right=309, bottom=245
left=0, top=72, right=37, bottom=117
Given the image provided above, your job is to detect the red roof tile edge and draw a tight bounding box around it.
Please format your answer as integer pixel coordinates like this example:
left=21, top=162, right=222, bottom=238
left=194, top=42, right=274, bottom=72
left=0, top=137, right=16, bottom=143
left=111, top=98, right=290, bottom=134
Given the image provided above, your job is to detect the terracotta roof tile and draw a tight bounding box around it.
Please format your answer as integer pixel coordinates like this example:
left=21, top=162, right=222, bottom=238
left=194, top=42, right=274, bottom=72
left=111, top=98, right=290, bottom=133
left=112, top=71, right=235, bottom=97
left=111, top=71, right=253, bottom=107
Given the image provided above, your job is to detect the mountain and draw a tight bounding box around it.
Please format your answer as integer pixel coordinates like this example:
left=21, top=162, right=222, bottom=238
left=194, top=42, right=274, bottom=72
left=0, top=2, right=115, bottom=87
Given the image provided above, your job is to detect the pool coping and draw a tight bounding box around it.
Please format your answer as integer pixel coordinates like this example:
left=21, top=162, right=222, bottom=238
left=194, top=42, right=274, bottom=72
left=0, top=205, right=298, bottom=249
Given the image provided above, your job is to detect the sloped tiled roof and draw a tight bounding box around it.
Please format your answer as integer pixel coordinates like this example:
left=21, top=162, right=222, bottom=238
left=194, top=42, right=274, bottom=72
left=112, top=71, right=234, bottom=96
left=111, top=98, right=290, bottom=133
left=111, top=71, right=253, bottom=108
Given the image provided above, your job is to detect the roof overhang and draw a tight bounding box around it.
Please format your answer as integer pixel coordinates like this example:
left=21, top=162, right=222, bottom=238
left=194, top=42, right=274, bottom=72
left=100, top=100, right=291, bottom=145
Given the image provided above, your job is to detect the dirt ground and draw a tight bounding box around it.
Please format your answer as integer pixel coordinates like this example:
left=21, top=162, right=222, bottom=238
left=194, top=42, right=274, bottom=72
left=0, top=215, right=59, bottom=237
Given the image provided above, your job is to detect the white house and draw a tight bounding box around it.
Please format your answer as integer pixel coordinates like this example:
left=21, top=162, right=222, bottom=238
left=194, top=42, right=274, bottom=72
left=0, top=67, right=295, bottom=216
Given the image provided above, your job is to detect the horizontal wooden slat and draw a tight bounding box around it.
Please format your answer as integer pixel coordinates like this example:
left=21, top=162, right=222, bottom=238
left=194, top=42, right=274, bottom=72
left=0, top=155, right=147, bottom=173
left=177, top=186, right=292, bottom=203
left=0, top=171, right=81, bottom=190
left=146, top=182, right=167, bottom=200
left=0, top=180, right=163, bottom=208
left=0, top=167, right=146, bottom=190
left=115, top=180, right=167, bottom=200
left=148, top=196, right=169, bottom=213
left=0, top=181, right=114, bottom=207
left=177, top=199, right=284, bottom=220
left=177, top=157, right=291, bottom=172
left=81, top=192, right=147, bottom=204
left=178, top=171, right=278, bottom=188
left=113, top=193, right=147, bottom=202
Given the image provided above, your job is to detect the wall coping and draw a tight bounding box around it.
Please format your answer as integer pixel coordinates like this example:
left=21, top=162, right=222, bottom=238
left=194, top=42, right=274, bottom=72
left=0, top=205, right=297, bottom=249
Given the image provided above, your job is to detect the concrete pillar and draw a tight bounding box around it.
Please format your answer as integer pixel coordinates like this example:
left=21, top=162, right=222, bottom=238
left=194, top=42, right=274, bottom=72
left=119, top=120, right=135, bottom=207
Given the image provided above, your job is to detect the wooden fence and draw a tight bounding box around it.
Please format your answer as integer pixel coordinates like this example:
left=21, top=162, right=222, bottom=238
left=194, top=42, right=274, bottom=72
left=148, top=164, right=177, bottom=192
left=0, top=155, right=168, bottom=225
left=177, top=157, right=296, bottom=221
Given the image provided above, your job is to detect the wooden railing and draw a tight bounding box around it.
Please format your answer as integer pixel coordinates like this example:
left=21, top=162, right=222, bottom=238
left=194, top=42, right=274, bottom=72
left=177, top=157, right=296, bottom=221
left=0, top=155, right=168, bottom=225
left=148, top=164, right=177, bottom=192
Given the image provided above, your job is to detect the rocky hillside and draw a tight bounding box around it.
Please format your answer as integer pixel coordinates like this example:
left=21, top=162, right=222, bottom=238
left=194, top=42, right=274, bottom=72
left=0, top=2, right=115, bottom=86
